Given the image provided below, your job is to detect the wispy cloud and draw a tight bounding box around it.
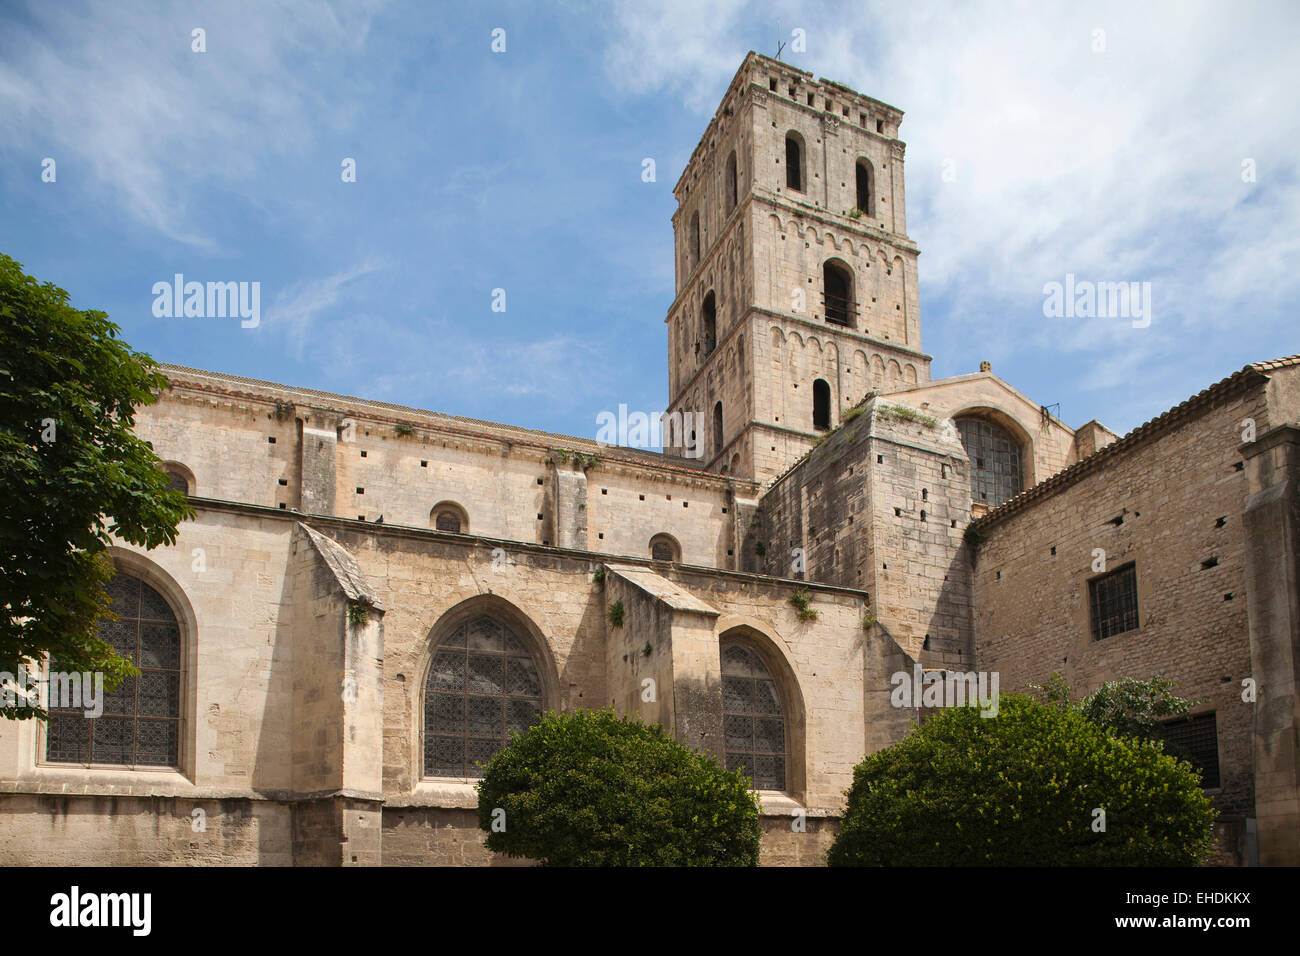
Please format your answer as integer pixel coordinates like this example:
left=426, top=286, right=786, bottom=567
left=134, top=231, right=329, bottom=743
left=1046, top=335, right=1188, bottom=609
left=0, top=0, right=388, bottom=249
left=601, top=0, right=1300, bottom=431
left=267, top=260, right=385, bottom=357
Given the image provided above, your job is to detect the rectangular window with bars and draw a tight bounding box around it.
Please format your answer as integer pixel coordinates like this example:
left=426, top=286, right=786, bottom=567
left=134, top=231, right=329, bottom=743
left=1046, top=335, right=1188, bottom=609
left=1089, top=562, right=1139, bottom=640
left=1158, top=713, right=1220, bottom=789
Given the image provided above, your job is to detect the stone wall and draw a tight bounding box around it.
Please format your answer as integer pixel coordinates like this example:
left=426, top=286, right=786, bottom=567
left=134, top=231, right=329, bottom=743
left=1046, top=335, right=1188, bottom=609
left=968, top=371, right=1294, bottom=863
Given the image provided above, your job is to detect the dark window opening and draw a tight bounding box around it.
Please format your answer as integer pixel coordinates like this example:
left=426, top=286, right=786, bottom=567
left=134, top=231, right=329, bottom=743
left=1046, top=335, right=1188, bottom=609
left=713, top=401, right=724, bottom=457
left=164, top=469, right=189, bottom=494
left=785, top=135, right=803, bottom=191
left=726, top=152, right=738, bottom=211
left=1089, top=563, right=1139, bottom=640
left=813, top=379, right=831, bottom=431
left=650, top=534, right=680, bottom=562
left=702, top=291, right=717, bottom=356
left=823, top=260, right=854, bottom=327
left=435, top=512, right=461, bottom=533
left=690, top=211, right=700, bottom=266
left=1158, top=713, right=1221, bottom=789
left=855, top=159, right=875, bottom=217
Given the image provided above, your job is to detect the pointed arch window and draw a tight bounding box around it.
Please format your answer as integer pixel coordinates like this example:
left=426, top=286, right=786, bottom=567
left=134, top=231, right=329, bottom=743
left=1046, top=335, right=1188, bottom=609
left=424, top=616, right=544, bottom=778
left=721, top=642, right=786, bottom=790
left=45, top=572, right=182, bottom=767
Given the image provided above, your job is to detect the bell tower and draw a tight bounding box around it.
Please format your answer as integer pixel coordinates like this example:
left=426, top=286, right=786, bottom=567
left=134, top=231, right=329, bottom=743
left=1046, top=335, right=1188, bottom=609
left=663, top=52, right=931, bottom=483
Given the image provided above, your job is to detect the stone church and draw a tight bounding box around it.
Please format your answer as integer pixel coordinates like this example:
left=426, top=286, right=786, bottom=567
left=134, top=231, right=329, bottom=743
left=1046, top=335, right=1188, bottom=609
left=2, top=52, right=1296, bottom=866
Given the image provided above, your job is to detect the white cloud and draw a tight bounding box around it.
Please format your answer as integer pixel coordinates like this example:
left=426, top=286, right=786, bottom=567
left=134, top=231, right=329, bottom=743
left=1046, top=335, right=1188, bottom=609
left=601, top=0, right=1300, bottom=425
left=0, top=0, right=388, bottom=248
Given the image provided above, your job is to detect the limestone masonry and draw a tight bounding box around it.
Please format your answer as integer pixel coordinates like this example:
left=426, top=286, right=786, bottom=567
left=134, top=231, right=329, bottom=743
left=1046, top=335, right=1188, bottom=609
left=2, top=52, right=1296, bottom=866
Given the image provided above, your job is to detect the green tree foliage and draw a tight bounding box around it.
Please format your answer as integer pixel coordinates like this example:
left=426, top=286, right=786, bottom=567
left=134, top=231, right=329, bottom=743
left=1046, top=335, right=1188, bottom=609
left=827, top=694, right=1216, bottom=866
left=0, top=253, right=192, bottom=717
left=1075, top=676, right=1197, bottom=741
left=476, top=707, right=761, bottom=866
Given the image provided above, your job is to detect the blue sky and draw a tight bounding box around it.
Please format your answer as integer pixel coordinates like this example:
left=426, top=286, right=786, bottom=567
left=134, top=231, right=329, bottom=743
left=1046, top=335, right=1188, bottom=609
left=1, top=0, right=1297, bottom=443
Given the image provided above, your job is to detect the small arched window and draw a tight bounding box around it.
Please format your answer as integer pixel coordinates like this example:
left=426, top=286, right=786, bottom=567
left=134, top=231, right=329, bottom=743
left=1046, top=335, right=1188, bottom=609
left=431, top=502, right=468, bottom=533
left=46, top=571, right=182, bottom=767
left=649, top=534, right=680, bottom=562
left=690, top=211, right=701, bottom=266
left=159, top=462, right=192, bottom=495
left=855, top=158, right=875, bottom=217
left=813, top=379, right=831, bottom=431
left=955, top=417, right=1024, bottom=507
left=726, top=151, right=738, bottom=211
left=424, top=615, right=544, bottom=778
left=823, top=260, right=854, bottom=327
left=713, top=401, right=724, bottom=457
left=721, top=642, right=786, bottom=790
left=702, top=292, right=717, bottom=357
left=785, top=134, right=803, bottom=191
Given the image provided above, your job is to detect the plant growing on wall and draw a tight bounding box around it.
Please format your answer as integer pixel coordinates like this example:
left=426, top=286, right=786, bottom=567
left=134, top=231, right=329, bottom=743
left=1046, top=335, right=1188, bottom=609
left=877, top=404, right=938, bottom=429
left=273, top=399, right=294, bottom=422
left=394, top=423, right=415, bottom=438
left=827, top=694, right=1216, bottom=866
left=347, top=600, right=370, bottom=626
left=476, top=707, right=761, bottom=866
left=788, top=588, right=818, bottom=622
left=607, top=599, right=624, bottom=628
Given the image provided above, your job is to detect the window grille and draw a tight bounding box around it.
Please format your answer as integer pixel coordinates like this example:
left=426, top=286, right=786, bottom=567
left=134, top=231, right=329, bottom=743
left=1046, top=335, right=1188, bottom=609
left=424, top=616, right=543, bottom=778
left=1089, top=563, right=1139, bottom=640
left=46, top=574, right=181, bottom=767
left=721, top=643, right=786, bottom=790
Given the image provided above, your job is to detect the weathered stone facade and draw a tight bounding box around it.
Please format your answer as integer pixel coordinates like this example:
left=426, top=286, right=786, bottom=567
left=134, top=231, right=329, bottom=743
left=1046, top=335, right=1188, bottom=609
left=1, top=52, right=1296, bottom=866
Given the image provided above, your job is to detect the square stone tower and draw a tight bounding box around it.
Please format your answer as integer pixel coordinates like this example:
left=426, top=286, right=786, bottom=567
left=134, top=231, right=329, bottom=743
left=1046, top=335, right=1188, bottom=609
left=663, top=52, right=931, bottom=483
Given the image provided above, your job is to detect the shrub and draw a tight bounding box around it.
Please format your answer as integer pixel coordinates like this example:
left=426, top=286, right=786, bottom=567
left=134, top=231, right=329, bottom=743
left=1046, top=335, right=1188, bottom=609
left=827, top=694, right=1215, bottom=866
left=1076, top=676, right=1197, bottom=741
left=476, top=708, right=762, bottom=866
left=607, top=599, right=624, bottom=628
left=788, top=588, right=818, bottom=622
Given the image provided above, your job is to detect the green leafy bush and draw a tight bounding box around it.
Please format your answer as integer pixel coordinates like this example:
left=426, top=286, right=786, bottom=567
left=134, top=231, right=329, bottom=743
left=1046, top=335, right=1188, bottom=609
left=1075, top=676, right=1197, bottom=741
left=476, top=707, right=761, bottom=866
left=827, top=694, right=1215, bottom=866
